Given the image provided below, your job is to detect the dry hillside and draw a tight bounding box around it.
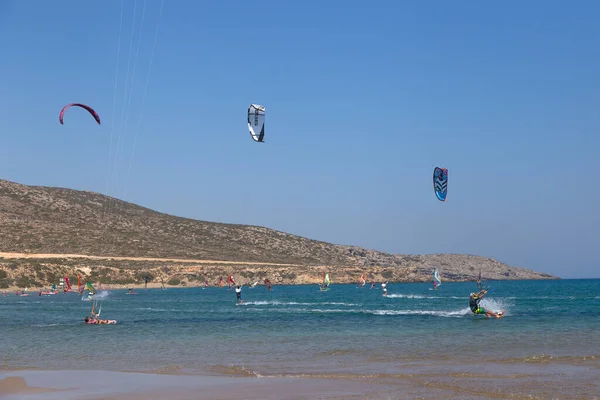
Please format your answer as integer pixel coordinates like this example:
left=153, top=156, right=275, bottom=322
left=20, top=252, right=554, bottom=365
left=0, top=179, right=557, bottom=289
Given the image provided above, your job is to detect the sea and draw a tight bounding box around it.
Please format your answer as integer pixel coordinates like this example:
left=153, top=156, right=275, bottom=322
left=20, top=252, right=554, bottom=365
left=1, top=279, right=599, bottom=397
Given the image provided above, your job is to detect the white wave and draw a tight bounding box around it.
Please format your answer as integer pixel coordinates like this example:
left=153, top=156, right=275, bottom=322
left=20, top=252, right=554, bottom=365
left=242, top=300, right=358, bottom=306
left=387, top=293, right=466, bottom=300
left=81, top=290, right=110, bottom=301
left=387, top=294, right=426, bottom=299
left=480, top=297, right=511, bottom=314
left=370, top=308, right=472, bottom=317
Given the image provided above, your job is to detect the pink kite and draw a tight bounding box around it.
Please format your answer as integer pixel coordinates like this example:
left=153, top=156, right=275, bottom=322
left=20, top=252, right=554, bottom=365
left=59, top=103, right=101, bottom=125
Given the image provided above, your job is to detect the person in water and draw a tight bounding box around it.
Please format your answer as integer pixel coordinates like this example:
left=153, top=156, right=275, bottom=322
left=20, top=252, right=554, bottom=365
left=84, top=303, right=116, bottom=324
left=235, top=285, right=242, bottom=304
left=469, top=290, right=502, bottom=318
left=84, top=315, right=114, bottom=324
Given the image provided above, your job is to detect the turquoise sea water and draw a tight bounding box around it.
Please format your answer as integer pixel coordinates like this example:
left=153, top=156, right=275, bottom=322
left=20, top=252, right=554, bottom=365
left=1, top=279, right=599, bottom=377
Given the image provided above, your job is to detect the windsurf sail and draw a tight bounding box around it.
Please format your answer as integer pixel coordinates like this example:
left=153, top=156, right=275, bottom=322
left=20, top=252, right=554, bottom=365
left=204, top=279, right=209, bottom=288
left=228, top=275, right=236, bottom=289
left=433, top=268, right=442, bottom=289
left=160, top=277, right=166, bottom=290
left=64, top=276, right=72, bottom=292
left=264, top=278, right=272, bottom=291
left=247, top=104, right=265, bottom=142
left=86, top=282, right=96, bottom=295
left=77, top=274, right=85, bottom=294
left=359, top=274, right=366, bottom=287
left=433, top=167, right=448, bottom=202
left=218, top=277, right=224, bottom=288
left=324, top=273, right=330, bottom=288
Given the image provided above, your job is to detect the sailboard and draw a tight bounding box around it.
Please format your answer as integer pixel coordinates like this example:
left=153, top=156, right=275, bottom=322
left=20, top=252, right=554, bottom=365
left=85, top=282, right=97, bottom=300
left=433, top=268, right=442, bottom=290
left=264, top=278, right=272, bottom=291
left=77, top=274, right=85, bottom=294
left=359, top=274, right=366, bottom=288
left=320, top=273, right=330, bottom=291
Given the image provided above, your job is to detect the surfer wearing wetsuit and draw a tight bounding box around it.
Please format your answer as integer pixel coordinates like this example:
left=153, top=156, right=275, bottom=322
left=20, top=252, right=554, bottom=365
left=235, top=285, right=242, bottom=304
left=469, top=290, right=503, bottom=318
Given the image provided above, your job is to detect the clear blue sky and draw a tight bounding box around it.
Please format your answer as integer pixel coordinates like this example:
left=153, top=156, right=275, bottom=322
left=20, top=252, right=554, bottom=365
left=0, top=1, right=598, bottom=278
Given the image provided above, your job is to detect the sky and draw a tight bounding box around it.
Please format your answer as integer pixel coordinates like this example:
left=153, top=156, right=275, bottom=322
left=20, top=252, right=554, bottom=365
left=0, top=0, right=598, bottom=278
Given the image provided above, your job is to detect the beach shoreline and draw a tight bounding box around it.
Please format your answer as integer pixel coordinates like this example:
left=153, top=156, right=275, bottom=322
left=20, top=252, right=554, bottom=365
left=0, top=249, right=558, bottom=293
left=2, top=363, right=599, bottom=400
left=0, top=370, right=397, bottom=400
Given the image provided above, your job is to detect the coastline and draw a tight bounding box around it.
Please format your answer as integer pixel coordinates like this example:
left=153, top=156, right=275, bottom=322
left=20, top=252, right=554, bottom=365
left=0, top=370, right=392, bottom=400
left=0, top=250, right=558, bottom=292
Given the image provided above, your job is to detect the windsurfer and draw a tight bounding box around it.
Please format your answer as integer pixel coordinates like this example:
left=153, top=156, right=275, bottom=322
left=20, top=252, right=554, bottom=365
left=469, top=290, right=503, bottom=318
left=382, top=281, right=388, bottom=296
left=235, top=285, right=243, bottom=304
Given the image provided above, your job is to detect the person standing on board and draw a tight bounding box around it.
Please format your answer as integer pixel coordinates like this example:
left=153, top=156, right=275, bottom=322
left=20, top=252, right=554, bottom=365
left=382, top=281, right=388, bottom=297
left=235, top=285, right=243, bottom=304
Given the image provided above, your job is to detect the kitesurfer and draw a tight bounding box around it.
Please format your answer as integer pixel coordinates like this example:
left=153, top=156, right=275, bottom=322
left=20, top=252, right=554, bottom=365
left=469, top=290, right=503, bottom=318
left=84, top=314, right=115, bottom=324
left=84, top=301, right=116, bottom=324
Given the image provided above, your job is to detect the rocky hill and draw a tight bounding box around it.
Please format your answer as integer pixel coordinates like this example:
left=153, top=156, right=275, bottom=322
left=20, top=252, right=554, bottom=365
left=0, top=179, right=557, bottom=289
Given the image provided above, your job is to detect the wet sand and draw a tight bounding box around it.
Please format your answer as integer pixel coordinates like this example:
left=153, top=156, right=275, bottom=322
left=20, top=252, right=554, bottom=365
left=1, top=364, right=599, bottom=400
left=0, top=370, right=384, bottom=400
left=0, top=376, right=62, bottom=396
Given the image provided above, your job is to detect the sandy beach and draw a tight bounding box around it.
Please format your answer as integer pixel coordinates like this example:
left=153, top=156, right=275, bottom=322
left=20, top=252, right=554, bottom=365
left=0, top=370, right=392, bottom=400
left=2, top=365, right=599, bottom=400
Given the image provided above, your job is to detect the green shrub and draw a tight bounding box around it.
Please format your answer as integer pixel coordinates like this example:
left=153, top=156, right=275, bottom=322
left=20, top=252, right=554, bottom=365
left=135, top=271, right=154, bottom=282
left=167, top=278, right=180, bottom=286
left=15, top=276, right=40, bottom=288
left=381, top=270, right=394, bottom=279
